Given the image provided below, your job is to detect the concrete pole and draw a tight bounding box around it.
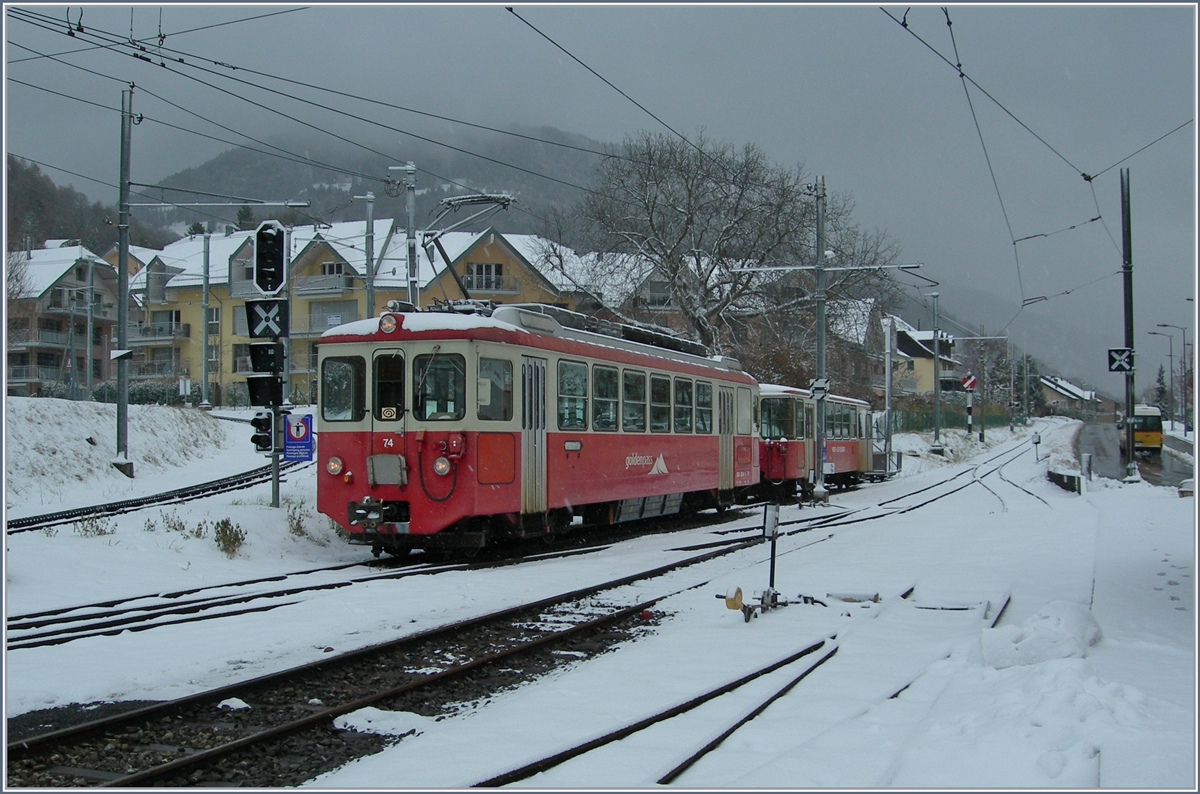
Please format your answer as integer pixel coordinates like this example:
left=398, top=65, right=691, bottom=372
left=812, top=176, right=828, bottom=502
left=930, top=291, right=942, bottom=451
left=884, top=316, right=894, bottom=474
left=406, top=163, right=418, bottom=308
left=355, top=192, right=376, bottom=318
left=86, top=257, right=94, bottom=397
left=115, top=89, right=132, bottom=477
left=199, top=231, right=212, bottom=409
left=1120, top=168, right=1137, bottom=480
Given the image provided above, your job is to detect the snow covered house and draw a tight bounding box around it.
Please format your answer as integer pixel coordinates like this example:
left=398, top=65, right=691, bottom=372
left=6, top=241, right=119, bottom=397
left=886, top=314, right=959, bottom=396
left=114, top=224, right=597, bottom=406
left=1039, top=375, right=1100, bottom=418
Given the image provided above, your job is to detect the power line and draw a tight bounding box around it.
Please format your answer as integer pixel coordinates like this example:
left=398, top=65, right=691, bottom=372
left=10, top=7, right=600, bottom=196
left=6, top=7, right=308, bottom=65
left=940, top=7, right=1025, bottom=300
left=7, top=153, right=234, bottom=227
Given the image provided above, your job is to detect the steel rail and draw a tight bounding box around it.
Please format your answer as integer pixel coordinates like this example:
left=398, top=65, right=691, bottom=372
left=6, top=461, right=310, bottom=533
left=7, top=536, right=758, bottom=760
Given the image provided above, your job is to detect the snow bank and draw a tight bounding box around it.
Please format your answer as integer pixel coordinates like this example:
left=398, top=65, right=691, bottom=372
left=981, top=600, right=1103, bottom=669
left=4, top=398, right=244, bottom=512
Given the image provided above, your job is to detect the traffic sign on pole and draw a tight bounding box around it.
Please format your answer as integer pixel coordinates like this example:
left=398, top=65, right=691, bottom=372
left=961, top=374, right=977, bottom=391
left=245, top=298, right=289, bottom=339
left=1108, top=348, right=1134, bottom=373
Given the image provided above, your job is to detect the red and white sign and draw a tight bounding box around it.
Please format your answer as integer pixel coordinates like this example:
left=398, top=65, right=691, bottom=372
left=961, top=374, right=977, bottom=391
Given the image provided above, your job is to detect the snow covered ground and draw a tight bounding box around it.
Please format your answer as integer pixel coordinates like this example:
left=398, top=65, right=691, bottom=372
left=2, top=398, right=1195, bottom=788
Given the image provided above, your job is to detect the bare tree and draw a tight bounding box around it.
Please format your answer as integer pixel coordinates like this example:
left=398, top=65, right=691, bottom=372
left=566, top=131, right=901, bottom=368
left=6, top=251, right=36, bottom=338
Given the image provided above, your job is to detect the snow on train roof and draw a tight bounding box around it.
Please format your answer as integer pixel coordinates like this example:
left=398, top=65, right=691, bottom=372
left=759, top=382, right=870, bottom=406
left=321, top=311, right=525, bottom=339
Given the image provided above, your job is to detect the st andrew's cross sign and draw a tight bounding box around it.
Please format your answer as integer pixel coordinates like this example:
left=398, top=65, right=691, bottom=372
left=245, top=298, right=289, bottom=339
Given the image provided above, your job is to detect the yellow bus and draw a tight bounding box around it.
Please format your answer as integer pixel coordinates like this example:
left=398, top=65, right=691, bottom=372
left=1120, top=404, right=1163, bottom=457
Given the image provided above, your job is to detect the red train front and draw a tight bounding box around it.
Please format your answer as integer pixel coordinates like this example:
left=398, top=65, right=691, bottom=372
left=757, top=383, right=874, bottom=500
left=316, top=304, right=760, bottom=555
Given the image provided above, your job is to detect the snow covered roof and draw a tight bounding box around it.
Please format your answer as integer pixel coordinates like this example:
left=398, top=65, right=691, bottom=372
left=10, top=244, right=111, bottom=297
left=1040, top=375, right=1096, bottom=403
left=133, top=220, right=397, bottom=290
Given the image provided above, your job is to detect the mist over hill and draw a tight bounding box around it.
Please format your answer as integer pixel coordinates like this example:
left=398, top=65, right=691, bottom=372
left=147, top=125, right=608, bottom=235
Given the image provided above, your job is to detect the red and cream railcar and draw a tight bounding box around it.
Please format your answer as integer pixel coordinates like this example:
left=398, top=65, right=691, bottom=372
left=757, top=383, right=873, bottom=499
left=316, top=304, right=760, bottom=554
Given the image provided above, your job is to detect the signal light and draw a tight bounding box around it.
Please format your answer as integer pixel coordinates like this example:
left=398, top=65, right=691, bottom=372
left=250, top=411, right=274, bottom=453
left=254, top=220, right=286, bottom=295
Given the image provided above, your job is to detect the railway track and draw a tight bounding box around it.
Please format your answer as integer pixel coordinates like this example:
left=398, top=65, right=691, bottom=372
left=474, top=591, right=1010, bottom=788
left=5, top=461, right=312, bottom=535
left=6, top=431, right=1050, bottom=787
left=4, top=544, right=613, bottom=651
left=5, top=539, right=760, bottom=787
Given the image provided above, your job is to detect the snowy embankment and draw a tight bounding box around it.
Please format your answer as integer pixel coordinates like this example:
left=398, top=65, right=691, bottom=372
left=3, top=403, right=1195, bottom=788
left=4, top=399, right=259, bottom=516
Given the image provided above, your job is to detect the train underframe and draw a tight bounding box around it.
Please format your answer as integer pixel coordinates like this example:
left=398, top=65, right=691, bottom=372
left=346, top=486, right=744, bottom=557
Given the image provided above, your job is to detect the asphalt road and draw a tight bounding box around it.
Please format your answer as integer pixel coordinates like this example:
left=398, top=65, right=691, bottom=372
left=1077, top=423, right=1193, bottom=488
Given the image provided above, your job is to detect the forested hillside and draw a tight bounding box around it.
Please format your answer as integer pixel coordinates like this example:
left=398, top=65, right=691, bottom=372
left=6, top=156, right=178, bottom=254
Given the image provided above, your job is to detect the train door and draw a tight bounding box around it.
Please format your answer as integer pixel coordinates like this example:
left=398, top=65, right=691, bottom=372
left=369, top=350, right=406, bottom=486
left=718, top=387, right=734, bottom=493
left=521, top=356, right=548, bottom=515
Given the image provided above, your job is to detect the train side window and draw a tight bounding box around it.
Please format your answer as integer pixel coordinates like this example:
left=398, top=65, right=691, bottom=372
left=623, top=370, right=646, bottom=432
left=736, top=387, right=754, bottom=435
left=478, top=357, right=513, bottom=421
left=321, top=356, right=366, bottom=422
left=695, top=381, right=713, bottom=434
left=761, top=397, right=794, bottom=439
left=558, top=360, right=588, bottom=430
left=413, top=353, right=466, bottom=421
left=797, top=399, right=806, bottom=439
left=373, top=354, right=404, bottom=421
left=650, top=375, right=672, bottom=433
left=593, top=365, right=619, bottom=431
left=673, top=378, right=693, bottom=433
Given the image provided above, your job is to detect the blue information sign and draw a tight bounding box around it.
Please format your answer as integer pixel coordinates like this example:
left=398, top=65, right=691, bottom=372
left=282, top=414, right=314, bottom=462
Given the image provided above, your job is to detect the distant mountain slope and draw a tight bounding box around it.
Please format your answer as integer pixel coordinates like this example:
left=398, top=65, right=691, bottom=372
left=150, top=125, right=609, bottom=235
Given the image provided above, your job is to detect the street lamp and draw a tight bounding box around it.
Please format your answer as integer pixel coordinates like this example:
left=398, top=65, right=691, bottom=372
left=1148, top=330, right=1174, bottom=430
left=1158, top=323, right=1190, bottom=434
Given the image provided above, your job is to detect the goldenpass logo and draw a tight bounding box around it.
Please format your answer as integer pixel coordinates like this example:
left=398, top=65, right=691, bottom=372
left=625, top=453, right=655, bottom=469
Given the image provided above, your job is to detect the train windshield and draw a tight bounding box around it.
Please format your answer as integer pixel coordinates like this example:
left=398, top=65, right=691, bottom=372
left=760, top=397, right=795, bottom=439
left=321, top=356, right=366, bottom=422
left=413, top=352, right=466, bottom=421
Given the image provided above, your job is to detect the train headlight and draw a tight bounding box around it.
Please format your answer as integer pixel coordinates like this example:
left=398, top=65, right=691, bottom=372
left=433, top=456, right=452, bottom=476
left=326, top=457, right=344, bottom=476
left=380, top=314, right=398, bottom=333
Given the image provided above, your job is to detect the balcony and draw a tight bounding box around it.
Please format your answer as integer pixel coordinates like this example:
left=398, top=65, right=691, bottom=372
left=132, top=361, right=188, bottom=379
left=128, top=322, right=190, bottom=344
left=462, top=275, right=520, bottom=294
left=294, top=312, right=361, bottom=335
left=8, top=328, right=70, bottom=347
left=7, top=365, right=62, bottom=382
left=293, top=273, right=352, bottom=295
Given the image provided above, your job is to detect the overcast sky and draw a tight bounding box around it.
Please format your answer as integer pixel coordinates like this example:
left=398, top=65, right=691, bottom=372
left=4, top=4, right=1195, bottom=394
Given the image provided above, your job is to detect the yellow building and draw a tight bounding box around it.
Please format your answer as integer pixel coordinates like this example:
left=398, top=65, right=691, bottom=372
left=129, top=224, right=590, bottom=406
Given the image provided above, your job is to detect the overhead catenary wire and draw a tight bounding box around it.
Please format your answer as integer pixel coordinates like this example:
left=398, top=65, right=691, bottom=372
left=8, top=7, right=598, bottom=198
left=941, top=7, right=1025, bottom=302
left=8, top=39, right=554, bottom=228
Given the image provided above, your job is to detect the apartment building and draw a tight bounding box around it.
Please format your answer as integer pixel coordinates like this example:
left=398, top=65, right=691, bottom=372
left=6, top=241, right=119, bottom=397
